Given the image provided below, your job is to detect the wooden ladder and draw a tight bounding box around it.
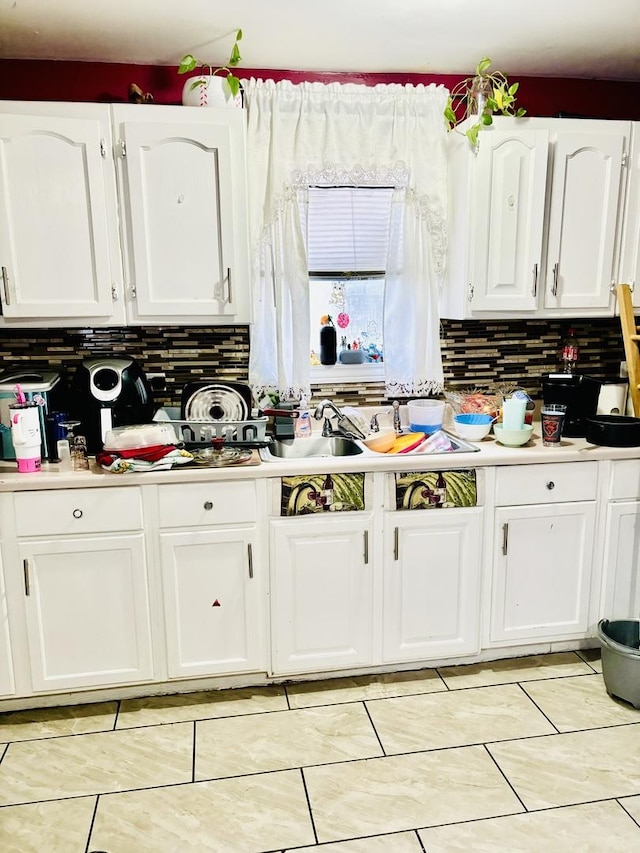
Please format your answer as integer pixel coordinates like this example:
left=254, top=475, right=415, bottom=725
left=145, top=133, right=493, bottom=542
left=616, top=283, right=640, bottom=417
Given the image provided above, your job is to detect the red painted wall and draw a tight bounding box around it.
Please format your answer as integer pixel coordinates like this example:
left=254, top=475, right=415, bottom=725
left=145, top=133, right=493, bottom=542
left=1, top=59, right=639, bottom=119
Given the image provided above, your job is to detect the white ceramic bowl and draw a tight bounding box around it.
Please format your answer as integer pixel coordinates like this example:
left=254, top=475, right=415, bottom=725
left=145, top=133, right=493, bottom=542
left=453, top=420, right=493, bottom=441
left=493, top=423, right=534, bottom=447
left=363, top=430, right=396, bottom=453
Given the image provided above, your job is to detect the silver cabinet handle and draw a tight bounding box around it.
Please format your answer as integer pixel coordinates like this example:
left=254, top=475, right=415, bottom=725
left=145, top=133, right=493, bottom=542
left=1, top=266, right=10, bottom=305
left=363, top=530, right=369, bottom=565
left=247, top=542, right=253, bottom=579
left=532, top=263, right=538, bottom=297
left=23, top=559, right=31, bottom=596
left=552, top=262, right=559, bottom=296
left=393, top=526, right=399, bottom=561
left=502, top=523, right=509, bottom=556
left=203, top=501, right=213, bottom=511
left=546, top=481, right=555, bottom=490
left=226, top=267, right=233, bottom=305
left=72, top=508, right=83, bottom=519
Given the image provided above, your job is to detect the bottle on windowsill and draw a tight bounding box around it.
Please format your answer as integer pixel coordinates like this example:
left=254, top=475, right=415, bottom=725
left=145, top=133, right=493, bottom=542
left=561, top=328, right=580, bottom=374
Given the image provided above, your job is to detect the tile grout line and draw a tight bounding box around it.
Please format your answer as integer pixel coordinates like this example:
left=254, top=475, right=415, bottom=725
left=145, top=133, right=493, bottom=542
left=362, top=700, right=387, bottom=756
left=482, top=742, right=529, bottom=813
left=616, top=796, right=640, bottom=831
left=299, top=766, right=319, bottom=847
left=84, top=794, right=100, bottom=853
left=515, top=681, right=561, bottom=734
left=191, top=719, right=197, bottom=783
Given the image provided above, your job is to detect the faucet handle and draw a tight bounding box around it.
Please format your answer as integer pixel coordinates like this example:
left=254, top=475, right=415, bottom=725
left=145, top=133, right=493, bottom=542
left=392, top=400, right=402, bottom=434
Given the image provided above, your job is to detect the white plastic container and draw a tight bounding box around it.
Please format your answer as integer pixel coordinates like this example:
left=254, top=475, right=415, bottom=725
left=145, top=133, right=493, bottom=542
left=407, top=399, right=445, bottom=434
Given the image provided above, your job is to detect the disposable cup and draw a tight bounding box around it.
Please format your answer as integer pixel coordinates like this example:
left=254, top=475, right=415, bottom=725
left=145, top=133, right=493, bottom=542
left=407, top=399, right=445, bottom=435
left=502, top=397, right=527, bottom=430
left=541, top=404, right=567, bottom=447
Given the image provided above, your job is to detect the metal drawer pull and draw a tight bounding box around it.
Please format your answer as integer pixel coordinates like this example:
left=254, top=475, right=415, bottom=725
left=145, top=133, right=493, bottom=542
left=551, top=262, right=559, bottom=296
left=72, top=508, right=83, bottom=519
left=393, top=526, right=399, bottom=561
left=502, top=523, right=509, bottom=556
left=363, top=530, right=369, bottom=565
left=532, top=263, right=538, bottom=297
left=23, top=559, right=30, bottom=596
left=546, top=481, right=555, bottom=490
left=248, top=543, right=254, bottom=579
left=203, top=501, right=213, bottom=511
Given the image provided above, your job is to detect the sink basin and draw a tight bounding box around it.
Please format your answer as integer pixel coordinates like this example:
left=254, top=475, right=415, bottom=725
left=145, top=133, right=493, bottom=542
left=260, top=435, right=365, bottom=461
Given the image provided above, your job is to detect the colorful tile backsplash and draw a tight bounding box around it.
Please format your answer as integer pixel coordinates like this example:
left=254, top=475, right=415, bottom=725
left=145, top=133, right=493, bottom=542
left=0, top=317, right=626, bottom=409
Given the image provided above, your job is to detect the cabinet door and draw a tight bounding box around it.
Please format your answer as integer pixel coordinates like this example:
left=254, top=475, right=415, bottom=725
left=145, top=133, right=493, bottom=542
left=619, top=124, right=640, bottom=305
left=601, top=501, right=640, bottom=619
left=383, top=508, right=482, bottom=662
left=270, top=515, right=373, bottom=675
left=115, top=107, right=250, bottom=323
left=0, top=111, right=118, bottom=319
left=471, top=130, right=548, bottom=312
left=0, top=548, right=15, bottom=697
left=19, top=534, right=153, bottom=692
left=160, top=527, right=264, bottom=678
left=490, top=502, right=596, bottom=643
left=544, top=131, right=626, bottom=312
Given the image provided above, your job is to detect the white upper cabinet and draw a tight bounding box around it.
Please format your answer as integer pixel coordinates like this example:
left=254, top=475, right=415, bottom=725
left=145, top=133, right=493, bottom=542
left=469, top=130, right=548, bottom=312
left=112, top=105, right=250, bottom=324
left=0, top=101, right=251, bottom=327
left=443, top=117, right=630, bottom=319
left=0, top=105, right=123, bottom=324
left=619, top=123, right=640, bottom=306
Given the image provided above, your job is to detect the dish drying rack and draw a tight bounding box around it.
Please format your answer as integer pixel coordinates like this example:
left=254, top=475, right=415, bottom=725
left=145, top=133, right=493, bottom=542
left=167, top=417, right=269, bottom=449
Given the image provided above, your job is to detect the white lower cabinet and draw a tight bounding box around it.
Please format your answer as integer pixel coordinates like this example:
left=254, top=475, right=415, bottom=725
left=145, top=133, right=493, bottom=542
left=159, top=527, right=264, bottom=678
left=270, top=514, right=374, bottom=675
left=601, top=502, right=640, bottom=619
left=157, top=480, right=266, bottom=679
left=382, top=508, right=483, bottom=662
left=19, top=534, right=153, bottom=692
left=490, top=502, right=597, bottom=643
left=0, top=549, right=15, bottom=697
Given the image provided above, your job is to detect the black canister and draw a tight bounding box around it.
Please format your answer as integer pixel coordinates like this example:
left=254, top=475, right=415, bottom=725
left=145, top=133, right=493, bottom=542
left=320, top=318, right=337, bottom=365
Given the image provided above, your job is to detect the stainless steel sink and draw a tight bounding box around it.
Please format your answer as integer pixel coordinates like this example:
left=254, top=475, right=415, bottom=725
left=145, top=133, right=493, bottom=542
left=258, top=430, right=482, bottom=462
left=260, top=435, right=365, bottom=461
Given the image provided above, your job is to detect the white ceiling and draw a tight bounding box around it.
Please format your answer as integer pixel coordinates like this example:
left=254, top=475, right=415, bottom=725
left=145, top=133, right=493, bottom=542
left=0, top=0, right=639, bottom=81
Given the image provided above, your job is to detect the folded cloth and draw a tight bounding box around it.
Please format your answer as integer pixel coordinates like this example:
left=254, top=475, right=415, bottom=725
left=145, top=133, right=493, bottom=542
left=97, top=445, right=194, bottom=473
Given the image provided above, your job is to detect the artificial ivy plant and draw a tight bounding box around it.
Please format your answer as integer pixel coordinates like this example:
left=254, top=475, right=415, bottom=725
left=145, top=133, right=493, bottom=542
left=444, top=57, right=526, bottom=146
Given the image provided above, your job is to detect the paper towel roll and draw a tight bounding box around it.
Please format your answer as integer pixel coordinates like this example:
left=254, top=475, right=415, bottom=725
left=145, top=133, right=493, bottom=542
left=597, top=383, right=628, bottom=416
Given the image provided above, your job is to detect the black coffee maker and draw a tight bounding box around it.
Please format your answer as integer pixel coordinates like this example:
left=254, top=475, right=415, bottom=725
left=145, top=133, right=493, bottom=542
left=541, top=373, right=602, bottom=438
left=70, top=357, right=155, bottom=452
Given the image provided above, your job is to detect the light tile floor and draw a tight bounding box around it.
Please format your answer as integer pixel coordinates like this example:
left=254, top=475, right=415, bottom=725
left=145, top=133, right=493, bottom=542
left=1, top=649, right=640, bottom=852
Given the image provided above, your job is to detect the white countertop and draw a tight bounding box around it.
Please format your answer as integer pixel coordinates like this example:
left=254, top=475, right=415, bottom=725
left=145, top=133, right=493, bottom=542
left=0, top=426, right=638, bottom=491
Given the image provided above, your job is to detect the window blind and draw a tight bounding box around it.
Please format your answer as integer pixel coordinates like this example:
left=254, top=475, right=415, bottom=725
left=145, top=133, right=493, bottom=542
left=306, top=186, right=394, bottom=275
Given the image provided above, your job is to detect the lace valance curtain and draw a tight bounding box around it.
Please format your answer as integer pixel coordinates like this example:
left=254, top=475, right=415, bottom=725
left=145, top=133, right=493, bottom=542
left=244, top=77, right=449, bottom=400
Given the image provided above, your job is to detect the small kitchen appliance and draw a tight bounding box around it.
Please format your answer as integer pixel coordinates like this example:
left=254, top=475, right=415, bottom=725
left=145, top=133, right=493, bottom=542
left=70, top=357, right=155, bottom=453
left=9, top=402, right=42, bottom=472
left=0, top=368, right=66, bottom=461
left=541, top=373, right=602, bottom=438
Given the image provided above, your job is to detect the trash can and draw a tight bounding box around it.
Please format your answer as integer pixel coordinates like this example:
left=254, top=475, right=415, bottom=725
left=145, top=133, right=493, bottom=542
left=597, top=619, right=640, bottom=709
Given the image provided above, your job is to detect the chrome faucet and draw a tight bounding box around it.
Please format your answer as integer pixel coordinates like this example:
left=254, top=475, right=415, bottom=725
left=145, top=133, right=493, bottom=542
left=313, top=400, right=368, bottom=440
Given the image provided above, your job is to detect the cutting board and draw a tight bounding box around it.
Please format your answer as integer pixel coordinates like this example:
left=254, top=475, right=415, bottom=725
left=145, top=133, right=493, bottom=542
left=388, top=432, right=426, bottom=454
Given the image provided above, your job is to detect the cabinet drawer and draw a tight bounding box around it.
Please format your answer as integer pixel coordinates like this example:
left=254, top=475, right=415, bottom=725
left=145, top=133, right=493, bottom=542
left=610, top=460, right=640, bottom=500
left=495, top=462, right=598, bottom=506
left=14, top=487, right=142, bottom=537
left=158, top=481, right=256, bottom=528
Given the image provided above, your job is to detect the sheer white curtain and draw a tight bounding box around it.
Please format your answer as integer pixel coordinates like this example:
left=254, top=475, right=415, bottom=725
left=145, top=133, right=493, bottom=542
left=244, top=78, right=449, bottom=400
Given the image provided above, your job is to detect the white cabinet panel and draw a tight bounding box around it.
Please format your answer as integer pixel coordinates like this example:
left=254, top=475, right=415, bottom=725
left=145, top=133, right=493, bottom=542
left=491, top=502, right=596, bottom=643
left=0, top=111, right=119, bottom=320
left=270, top=515, right=373, bottom=675
left=470, top=130, right=548, bottom=312
left=601, top=501, right=640, bottom=619
left=0, top=548, right=15, bottom=697
left=117, top=110, right=249, bottom=322
left=160, top=528, right=264, bottom=678
left=382, top=508, right=482, bottom=662
left=19, top=534, right=153, bottom=692
left=544, top=132, right=625, bottom=311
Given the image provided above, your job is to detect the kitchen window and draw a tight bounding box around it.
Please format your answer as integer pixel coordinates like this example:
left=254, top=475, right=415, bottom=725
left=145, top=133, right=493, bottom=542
left=304, top=186, right=394, bottom=383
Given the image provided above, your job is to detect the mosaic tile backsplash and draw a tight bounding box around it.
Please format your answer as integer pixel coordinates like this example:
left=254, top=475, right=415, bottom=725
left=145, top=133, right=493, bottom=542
left=0, top=317, right=627, bottom=410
